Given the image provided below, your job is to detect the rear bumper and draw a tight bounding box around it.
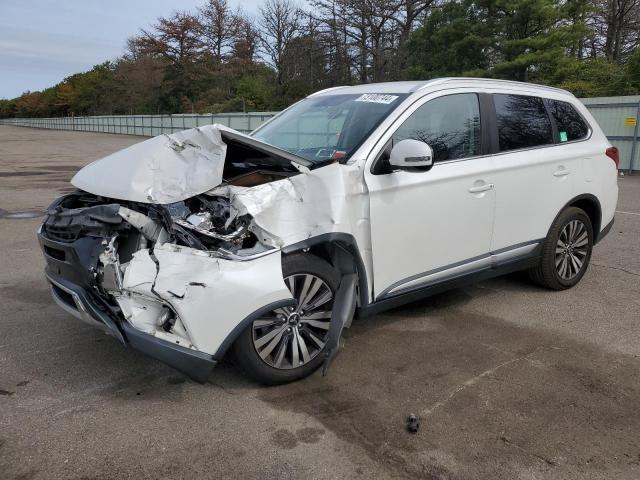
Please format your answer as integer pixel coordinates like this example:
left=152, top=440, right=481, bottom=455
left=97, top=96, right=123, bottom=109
left=42, top=246, right=217, bottom=383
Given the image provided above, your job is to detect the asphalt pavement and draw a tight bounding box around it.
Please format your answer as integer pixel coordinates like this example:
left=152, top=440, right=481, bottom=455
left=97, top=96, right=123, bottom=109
left=1, top=125, right=639, bottom=479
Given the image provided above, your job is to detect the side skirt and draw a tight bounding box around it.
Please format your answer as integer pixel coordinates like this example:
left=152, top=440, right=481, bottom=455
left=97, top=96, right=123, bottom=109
left=357, top=255, right=540, bottom=319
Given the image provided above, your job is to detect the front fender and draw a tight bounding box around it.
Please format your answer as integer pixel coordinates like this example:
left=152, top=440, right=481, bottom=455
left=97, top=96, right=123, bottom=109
left=121, top=244, right=294, bottom=356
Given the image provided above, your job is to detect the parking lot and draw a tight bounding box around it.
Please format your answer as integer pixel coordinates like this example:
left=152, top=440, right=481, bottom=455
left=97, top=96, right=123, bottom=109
left=1, top=125, right=639, bottom=479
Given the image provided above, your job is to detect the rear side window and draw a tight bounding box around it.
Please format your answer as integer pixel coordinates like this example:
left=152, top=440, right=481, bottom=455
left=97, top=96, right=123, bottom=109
left=494, top=94, right=553, bottom=151
left=391, top=93, right=481, bottom=162
left=547, top=99, right=589, bottom=142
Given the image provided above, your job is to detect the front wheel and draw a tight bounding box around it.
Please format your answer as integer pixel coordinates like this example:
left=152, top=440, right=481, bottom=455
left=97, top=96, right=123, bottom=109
left=233, top=253, right=340, bottom=385
left=529, top=207, right=593, bottom=290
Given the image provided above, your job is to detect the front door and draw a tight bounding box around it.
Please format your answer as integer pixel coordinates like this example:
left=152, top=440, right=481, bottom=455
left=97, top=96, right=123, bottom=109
left=364, top=91, right=496, bottom=300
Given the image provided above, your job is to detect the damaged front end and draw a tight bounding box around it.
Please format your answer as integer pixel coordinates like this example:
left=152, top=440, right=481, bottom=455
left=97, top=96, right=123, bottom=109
left=39, top=189, right=294, bottom=381
left=38, top=126, right=313, bottom=381
left=38, top=124, right=363, bottom=382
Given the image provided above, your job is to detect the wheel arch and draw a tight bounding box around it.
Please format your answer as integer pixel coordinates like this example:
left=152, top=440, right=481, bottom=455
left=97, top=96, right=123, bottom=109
left=281, top=233, right=369, bottom=309
left=213, top=234, right=368, bottom=363
left=212, top=298, right=297, bottom=362
left=553, top=194, right=602, bottom=241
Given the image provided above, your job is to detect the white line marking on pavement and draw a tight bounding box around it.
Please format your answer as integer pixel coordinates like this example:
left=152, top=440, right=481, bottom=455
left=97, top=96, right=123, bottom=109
left=616, top=210, right=640, bottom=216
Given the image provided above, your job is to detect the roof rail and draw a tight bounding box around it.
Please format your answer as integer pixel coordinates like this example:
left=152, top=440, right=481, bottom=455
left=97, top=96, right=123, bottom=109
left=418, top=77, right=574, bottom=96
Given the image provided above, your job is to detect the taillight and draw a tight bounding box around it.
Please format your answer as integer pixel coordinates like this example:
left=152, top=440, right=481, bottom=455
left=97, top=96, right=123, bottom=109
left=605, top=146, right=619, bottom=169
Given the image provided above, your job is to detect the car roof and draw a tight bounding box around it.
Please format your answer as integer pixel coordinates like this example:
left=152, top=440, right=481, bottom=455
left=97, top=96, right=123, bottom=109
left=310, top=78, right=574, bottom=98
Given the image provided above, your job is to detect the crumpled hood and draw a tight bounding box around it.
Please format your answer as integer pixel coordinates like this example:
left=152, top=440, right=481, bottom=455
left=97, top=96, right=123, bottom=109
left=72, top=124, right=236, bottom=204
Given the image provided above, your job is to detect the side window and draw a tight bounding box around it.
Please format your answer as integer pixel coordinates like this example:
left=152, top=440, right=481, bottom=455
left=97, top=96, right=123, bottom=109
left=494, top=94, right=553, bottom=151
left=391, top=93, right=481, bottom=162
left=548, top=99, right=589, bottom=142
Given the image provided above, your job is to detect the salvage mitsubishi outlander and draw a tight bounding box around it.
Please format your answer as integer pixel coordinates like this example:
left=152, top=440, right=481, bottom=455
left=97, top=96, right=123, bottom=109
left=38, top=78, right=618, bottom=384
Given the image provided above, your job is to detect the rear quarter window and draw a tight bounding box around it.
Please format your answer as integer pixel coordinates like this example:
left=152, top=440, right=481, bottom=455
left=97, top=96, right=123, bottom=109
left=547, top=99, right=589, bottom=142
left=494, top=94, right=554, bottom=151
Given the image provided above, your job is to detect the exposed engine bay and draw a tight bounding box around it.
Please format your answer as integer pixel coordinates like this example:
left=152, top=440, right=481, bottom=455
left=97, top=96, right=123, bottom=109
left=45, top=161, right=298, bottom=257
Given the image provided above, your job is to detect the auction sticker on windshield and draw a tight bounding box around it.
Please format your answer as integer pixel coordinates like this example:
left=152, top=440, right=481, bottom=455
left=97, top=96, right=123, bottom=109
left=355, top=94, right=399, bottom=104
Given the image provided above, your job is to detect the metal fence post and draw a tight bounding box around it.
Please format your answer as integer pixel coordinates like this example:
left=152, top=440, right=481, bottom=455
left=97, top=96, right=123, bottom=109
left=629, top=101, right=640, bottom=175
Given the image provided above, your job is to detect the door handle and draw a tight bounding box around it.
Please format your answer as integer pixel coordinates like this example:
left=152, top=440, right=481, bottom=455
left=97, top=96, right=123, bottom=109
left=553, top=168, right=570, bottom=177
left=468, top=183, right=494, bottom=193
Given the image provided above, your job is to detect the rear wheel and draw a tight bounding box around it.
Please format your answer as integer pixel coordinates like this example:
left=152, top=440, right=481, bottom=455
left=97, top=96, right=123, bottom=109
left=233, top=253, right=340, bottom=385
left=529, top=207, right=593, bottom=290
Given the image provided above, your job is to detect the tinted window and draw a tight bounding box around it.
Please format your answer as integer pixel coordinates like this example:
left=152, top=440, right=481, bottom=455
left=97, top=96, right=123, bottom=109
left=392, top=93, right=481, bottom=162
left=494, top=94, right=553, bottom=151
left=548, top=99, right=589, bottom=142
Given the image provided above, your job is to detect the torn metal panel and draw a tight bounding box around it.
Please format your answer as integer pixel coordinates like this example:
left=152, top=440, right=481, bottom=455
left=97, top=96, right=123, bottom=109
left=72, top=125, right=228, bottom=204
left=215, top=163, right=361, bottom=244
left=211, top=162, right=375, bottom=301
left=118, top=244, right=293, bottom=355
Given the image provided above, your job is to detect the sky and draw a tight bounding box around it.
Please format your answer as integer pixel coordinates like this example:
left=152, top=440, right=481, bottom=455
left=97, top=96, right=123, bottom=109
left=0, top=0, right=263, bottom=99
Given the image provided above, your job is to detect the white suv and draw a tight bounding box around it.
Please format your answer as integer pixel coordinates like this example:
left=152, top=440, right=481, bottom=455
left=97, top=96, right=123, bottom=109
left=38, top=78, right=618, bottom=384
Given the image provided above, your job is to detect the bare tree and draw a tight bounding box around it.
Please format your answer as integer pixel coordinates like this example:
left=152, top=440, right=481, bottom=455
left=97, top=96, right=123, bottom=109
left=280, top=14, right=330, bottom=90
left=129, top=12, right=205, bottom=111
left=232, top=15, right=260, bottom=63
left=199, top=0, right=242, bottom=61
left=309, top=0, right=352, bottom=84
left=588, top=0, right=640, bottom=61
left=131, top=12, right=204, bottom=64
left=393, top=0, right=437, bottom=72
left=362, top=0, right=404, bottom=81
left=258, top=0, right=303, bottom=84
left=311, top=0, right=409, bottom=82
left=603, top=0, right=640, bottom=60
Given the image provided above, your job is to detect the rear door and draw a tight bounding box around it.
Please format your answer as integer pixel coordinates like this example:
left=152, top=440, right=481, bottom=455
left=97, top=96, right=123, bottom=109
left=487, top=93, right=580, bottom=254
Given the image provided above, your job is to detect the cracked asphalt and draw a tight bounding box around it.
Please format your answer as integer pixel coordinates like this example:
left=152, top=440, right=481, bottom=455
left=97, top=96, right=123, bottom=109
left=1, top=125, right=640, bottom=480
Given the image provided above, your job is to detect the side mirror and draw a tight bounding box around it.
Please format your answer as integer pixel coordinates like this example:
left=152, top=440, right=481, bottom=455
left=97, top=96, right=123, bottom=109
left=388, top=139, right=433, bottom=170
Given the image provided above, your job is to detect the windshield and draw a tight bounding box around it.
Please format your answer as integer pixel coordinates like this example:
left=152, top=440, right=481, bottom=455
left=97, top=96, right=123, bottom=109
left=252, top=93, right=407, bottom=163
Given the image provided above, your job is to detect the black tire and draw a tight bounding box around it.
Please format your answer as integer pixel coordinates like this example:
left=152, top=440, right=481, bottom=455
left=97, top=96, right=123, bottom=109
left=529, top=207, right=594, bottom=290
left=233, top=253, right=340, bottom=385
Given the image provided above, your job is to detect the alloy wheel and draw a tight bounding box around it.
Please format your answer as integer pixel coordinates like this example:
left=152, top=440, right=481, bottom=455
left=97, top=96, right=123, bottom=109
left=555, top=219, right=589, bottom=280
left=252, top=273, right=333, bottom=370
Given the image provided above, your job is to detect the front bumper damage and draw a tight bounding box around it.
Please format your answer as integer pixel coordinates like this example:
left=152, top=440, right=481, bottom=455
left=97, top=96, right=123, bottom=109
left=44, top=268, right=218, bottom=382
left=39, top=226, right=293, bottom=382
